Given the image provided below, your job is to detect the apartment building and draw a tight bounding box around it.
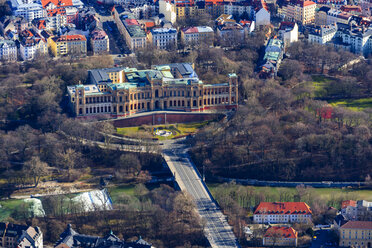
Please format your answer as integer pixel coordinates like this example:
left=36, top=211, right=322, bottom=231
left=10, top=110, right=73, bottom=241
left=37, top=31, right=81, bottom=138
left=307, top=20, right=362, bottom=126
left=0, top=39, right=17, bottom=61
left=254, top=202, right=312, bottom=224
left=49, top=34, right=87, bottom=56
left=315, top=0, right=346, bottom=9
left=19, top=29, right=47, bottom=60
left=67, top=63, right=239, bottom=118
left=181, top=26, right=214, bottom=46
left=308, top=23, right=337, bottom=44
left=46, top=8, right=67, bottom=31
left=334, top=23, right=372, bottom=56
left=278, top=21, right=298, bottom=46
left=253, top=0, right=271, bottom=27
left=0, top=222, right=43, bottom=248
left=223, top=2, right=253, bottom=19
left=148, top=28, right=177, bottom=50
left=159, top=0, right=177, bottom=24
left=114, top=9, right=146, bottom=51
left=279, top=0, right=316, bottom=25
left=339, top=221, right=372, bottom=248
left=129, top=4, right=157, bottom=20
left=263, top=226, right=298, bottom=247
left=10, top=0, right=44, bottom=22
left=90, top=29, right=109, bottom=54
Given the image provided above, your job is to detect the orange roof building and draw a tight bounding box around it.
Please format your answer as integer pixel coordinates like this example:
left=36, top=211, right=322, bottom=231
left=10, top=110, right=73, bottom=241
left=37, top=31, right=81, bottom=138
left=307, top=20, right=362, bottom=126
left=41, top=0, right=73, bottom=9
left=49, top=34, right=87, bottom=57
left=263, top=226, right=298, bottom=247
left=254, top=202, right=312, bottom=224
left=342, top=200, right=357, bottom=209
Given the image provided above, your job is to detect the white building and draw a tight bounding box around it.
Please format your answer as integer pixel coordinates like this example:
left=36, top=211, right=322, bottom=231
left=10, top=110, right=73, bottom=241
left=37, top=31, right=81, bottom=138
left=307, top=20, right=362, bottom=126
left=223, top=3, right=253, bottom=19
left=253, top=202, right=313, bottom=224
left=129, top=4, right=157, bottom=19
left=308, top=23, right=337, bottom=44
left=19, top=30, right=47, bottom=60
left=255, top=7, right=270, bottom=27
left=10, top=0, right=45, bottom=22
left=278, top=21, right=298, bottom=46
left=159, top=0, right=177, bottom=24
left=335, top=23, right=372, bottom=56
left=181, top=26, right=214, bottom=46
left=0, top=39, right=17, bottom=61
left=341, top=200, right=358, bottom=220
left=148, top=27, right=177, bottom=49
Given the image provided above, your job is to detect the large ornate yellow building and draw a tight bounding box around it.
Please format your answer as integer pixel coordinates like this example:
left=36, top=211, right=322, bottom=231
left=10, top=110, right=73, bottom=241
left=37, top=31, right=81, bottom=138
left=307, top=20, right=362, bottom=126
left=67, top=63, right=238, bottom=118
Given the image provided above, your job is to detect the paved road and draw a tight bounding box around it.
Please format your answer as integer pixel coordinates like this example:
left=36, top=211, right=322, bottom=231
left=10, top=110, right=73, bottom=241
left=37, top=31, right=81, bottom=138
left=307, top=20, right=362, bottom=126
left=162, top=142, right=240, bottom=248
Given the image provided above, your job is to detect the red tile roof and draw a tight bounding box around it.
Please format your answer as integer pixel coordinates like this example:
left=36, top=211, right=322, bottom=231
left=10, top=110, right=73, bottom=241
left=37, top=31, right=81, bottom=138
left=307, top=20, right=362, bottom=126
left=144, top=21, right=155, bottom=28
left=183, top=27, right=199, bottom=33
left=342, top=200, right=357, bottom=209
left=264, top=226, right=298, bottom=239
left=125, top=19, right=139, bottom=25
left=254, top=202, right=312, bottom=215
left=37, top=20, right=46, bottom=29
left=41, top=0, right=72, bottom=8
left=341, top=5, right=362, bottom=12
left=341, top=221, right=372, bottom=230
left=303, top=0, right=315, bottom=6
left=52, top=34, right=86, bottom=42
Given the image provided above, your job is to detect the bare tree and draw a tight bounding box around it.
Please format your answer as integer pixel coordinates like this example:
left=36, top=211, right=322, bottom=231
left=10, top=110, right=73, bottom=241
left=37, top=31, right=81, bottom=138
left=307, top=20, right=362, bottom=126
left=23, top=156, right=49, bottom=187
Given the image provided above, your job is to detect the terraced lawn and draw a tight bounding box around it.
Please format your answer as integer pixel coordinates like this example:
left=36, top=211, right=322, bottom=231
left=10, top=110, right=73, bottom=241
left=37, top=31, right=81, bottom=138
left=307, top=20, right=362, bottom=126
left=329, top=98, right=372, bottom=111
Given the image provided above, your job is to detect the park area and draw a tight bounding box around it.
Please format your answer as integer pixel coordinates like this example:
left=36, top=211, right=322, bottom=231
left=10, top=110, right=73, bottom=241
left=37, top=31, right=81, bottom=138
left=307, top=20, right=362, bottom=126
left=308, top=75, right=372, bottom=111
left=116, top=121, right=210, bottom=140
left=207, top=183, right=372, bottom=210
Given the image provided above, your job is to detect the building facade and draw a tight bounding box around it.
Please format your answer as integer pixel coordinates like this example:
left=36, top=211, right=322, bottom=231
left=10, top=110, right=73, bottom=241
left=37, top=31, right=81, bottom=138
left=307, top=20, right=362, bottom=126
left=114, top=10, right=146, bottom=51
left=148, top=28, right=177, bottom=50
left=335, top=23, right=372, bottom=56
left=0, top=222, right=43, bottom=248
left=0, top=40, right=17, bottom=61
left=67, top=63, right=238, bottom=118
left=254, top=202, right=312, bottom=224
left=279, top=0, right=316, bottom=25
left=278, top=21, right=298, bottom=46
left=181, top=26, right=214, bottom=46
left=10, top=0, right=45, bottom=22
left=19, top=29, right=47, bottom=60
left=263, top=226, right=298, bottom=247
left=159, top=0, right=177, bottom=24
left=90, top=29, right=109, bottom=54
left=49, top=34, right=87, bottom=56
left=339, top=221, right=372, bottom=248
left=308, top=23, right=337, bottom=44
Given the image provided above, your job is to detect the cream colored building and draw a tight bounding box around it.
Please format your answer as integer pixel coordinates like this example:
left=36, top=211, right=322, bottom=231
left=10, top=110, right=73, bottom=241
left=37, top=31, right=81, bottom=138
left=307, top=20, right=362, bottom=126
left=279, top=0, right=316, bottom=25
left=339, top=221, right=372, bottom=248
left=68, top=63, right=239, bottom=118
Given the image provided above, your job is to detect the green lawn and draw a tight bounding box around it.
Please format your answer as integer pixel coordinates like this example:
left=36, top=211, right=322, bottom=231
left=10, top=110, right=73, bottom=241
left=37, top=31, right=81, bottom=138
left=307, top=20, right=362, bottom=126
left=329, top=98, right=372, bottom=111
left=309, top=75, right=335, bottom=98
left=207, top=183, right=372, bottom=208
left=0, top=199, right=28, bottom=221
left=117, top=121, right=210, bottom=140
left=108, top=184, right=136, bottom=202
